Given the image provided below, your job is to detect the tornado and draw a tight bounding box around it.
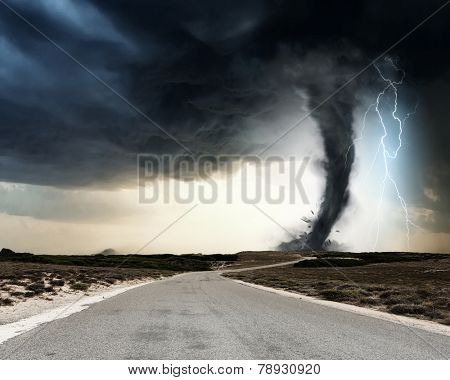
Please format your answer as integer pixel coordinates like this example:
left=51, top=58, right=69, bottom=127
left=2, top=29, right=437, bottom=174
left=278, top=79, right=356, bottom=252
left=306, top=84, right=355, bottom=249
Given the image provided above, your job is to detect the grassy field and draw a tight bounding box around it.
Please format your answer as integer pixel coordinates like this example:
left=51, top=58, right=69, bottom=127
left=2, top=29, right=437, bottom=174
left=3, top=248, right=449, bottom=326
left=0, top=249, right=298, bottom=307
left=0, top=248, right=240, bottom=306
left=224, top=252, right=450, bottom=325
left=0, top=261, right=176, bottom=306
left=0, top=248, right=237, bottom=272
left=225, top=251, right=303, bottom=268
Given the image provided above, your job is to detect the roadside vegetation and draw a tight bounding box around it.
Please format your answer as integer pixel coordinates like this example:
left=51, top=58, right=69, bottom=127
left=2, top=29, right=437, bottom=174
left=0, top=248, right=237, bottom=271
left=0, top=261, right=176, bottom=307
left=225, top=251, right=303, bottom=268
left=224, top=251, right=450, bottom=325
left=1, top=249, right=299, bottom=307
left=0, top=248, right=238, bottom=307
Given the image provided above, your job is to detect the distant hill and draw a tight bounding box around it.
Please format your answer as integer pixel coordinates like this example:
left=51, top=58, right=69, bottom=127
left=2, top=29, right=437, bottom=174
left=0, top=248, right=15, bottom=255
left=0, top=248, right=33, bottom=259
left=95, top=248, right=119, bottom=256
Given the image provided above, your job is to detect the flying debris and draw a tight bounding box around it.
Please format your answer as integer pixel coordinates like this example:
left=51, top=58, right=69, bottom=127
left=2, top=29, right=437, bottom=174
left=336, top=230, right=340, bottom=233
left=301, top=216, right=312, bottom=224
left=323, top=239, right=332, bottom=248
left=311, top=210, right=315, bottom=215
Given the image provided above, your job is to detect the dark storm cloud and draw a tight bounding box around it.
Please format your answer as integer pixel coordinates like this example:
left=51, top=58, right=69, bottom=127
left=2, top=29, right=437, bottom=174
left=406, top=73, right=450, bottom=234
left=0, top=1, right=449, bottom=232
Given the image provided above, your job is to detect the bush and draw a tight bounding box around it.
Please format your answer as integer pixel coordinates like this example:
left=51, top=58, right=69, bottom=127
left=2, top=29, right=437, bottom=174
left=440, top=317, right=450, bottom=326
left=360, top=297, right=380, bottom=306
left=388, top=304, right=426, bottom=315
left=379, top=290, right=401, bottom=299
left=382, top=296, right=404, bottom=306
left=365, top=285, right=386, bottom=292
left=8, top=278, right=28, bottom=286
left=319, top=289, right=360, bottom=301
left=70, top=282, right=90, bottom=291
left=423, top=309, right=444, bottom=319
left=50, top=279, right=65, bottom=286
left=10, top=291, right=25, bottom=297
left=415, top=289, right=433, bottom=298
left=26, top=282, right=45, bottom=294
left=0, top=297, right=14, bottom=306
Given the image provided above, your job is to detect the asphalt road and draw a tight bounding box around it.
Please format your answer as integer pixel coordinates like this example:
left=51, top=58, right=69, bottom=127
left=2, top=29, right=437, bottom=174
left=1, top=270, right=449, bottom=359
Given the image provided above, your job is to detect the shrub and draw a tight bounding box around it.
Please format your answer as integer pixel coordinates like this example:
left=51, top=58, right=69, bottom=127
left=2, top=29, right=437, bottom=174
left=70, top=282, right=90, bottom=291
left=8, top=278, right=28, bottom=286
left=336, top=284, right=357, bottom=290
left=26, top=282, right=45, bottom=294
left=360, top=297, right=380, bottom=306
left=50, top=279, right=65, bottom=286
left=415, top=288, right=433, bottom=298
left=319, top=289, right=360, bottom=301
left=0, top=297, right=14, bottom=306
left=423, top=309, right=444, bottom=319
left=382, top=296, right=404, bottom=306
left=440, top=317, right=450, bottom=326
left=379, top=290, right=401, bottom=299
left=365, top=285, right=386, bottom=292
left=388, top=304, right=426, bottom=315
left=9, top=291, right=25, bottom=297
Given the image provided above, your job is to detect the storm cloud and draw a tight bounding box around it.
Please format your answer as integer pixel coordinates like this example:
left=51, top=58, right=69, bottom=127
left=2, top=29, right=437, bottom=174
left=0, top=0, right=449, bottom=239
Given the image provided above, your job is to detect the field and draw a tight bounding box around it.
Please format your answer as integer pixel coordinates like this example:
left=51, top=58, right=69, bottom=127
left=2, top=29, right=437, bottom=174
left=2, top=248, right=449, bottom=326
left=0, top=249, right=296, bottom=307
left=0, top=261, right=178, bottom=307
left=0, top=248, right=238, bottom=307
left=225, top=251, right=303, bottom=268
left=0, top=248, right=237, bottom=271
left=224, top=252, right=450, bottom=325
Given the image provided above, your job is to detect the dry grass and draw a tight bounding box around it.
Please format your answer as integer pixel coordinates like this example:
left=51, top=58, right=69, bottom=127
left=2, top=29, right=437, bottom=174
left=225, top=251, right=303, bottom=269
left=224, top=256, right=450, bottom=325
left=0, top=261, right=177, bottom=306
left=0, top=251, right=296, bottom=306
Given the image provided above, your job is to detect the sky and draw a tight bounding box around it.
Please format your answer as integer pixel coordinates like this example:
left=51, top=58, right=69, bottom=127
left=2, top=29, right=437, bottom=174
left=0, top=0, right=449, bottom=254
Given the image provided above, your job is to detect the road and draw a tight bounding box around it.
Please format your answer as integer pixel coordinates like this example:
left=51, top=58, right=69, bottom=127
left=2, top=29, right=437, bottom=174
left=0, top=270, right=449, bottom=359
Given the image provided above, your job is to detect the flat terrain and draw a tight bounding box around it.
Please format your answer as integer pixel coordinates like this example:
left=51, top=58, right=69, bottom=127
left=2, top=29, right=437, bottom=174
left=0, top=248, right=238, bottom=271
left=225, top=251, right=303, bottom=268
left=0, top=250, right=300, bottom=307
left=225, top=254, right=450, bottom=325
left=1, top=250, right=448, bottom=359
left=0, top=271, right=448, bottom=359
left=0, top=248, right=237, bottom=307
left=0, top=261, right=175, bottom=308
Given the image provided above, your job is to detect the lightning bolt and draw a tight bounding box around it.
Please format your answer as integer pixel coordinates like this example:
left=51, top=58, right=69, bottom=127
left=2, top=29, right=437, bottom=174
left=353, top=58, right=418, bottom=251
